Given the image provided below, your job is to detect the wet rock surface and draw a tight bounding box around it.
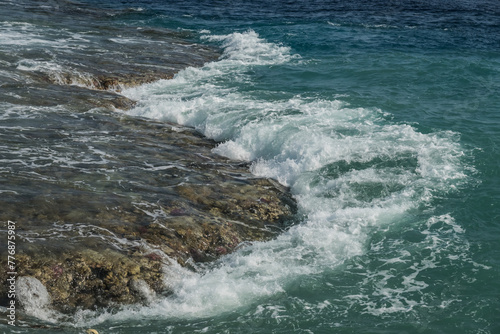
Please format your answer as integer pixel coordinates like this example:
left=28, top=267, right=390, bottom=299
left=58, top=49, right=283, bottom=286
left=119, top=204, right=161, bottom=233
left=0, top=0, right=297, bottom=314
left=0, top=3, right=220, bottom=111
left=0, top=114, right=297, bottom=312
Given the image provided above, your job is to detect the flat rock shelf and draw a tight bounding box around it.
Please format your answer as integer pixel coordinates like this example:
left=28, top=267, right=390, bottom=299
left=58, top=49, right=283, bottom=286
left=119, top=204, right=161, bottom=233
left=0, top=116, right=297, bottom=312
left=0, top=21, right=297, bottom=313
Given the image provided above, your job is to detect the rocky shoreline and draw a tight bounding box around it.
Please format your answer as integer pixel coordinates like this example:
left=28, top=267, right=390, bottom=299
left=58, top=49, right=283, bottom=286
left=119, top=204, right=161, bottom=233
left=1, top=136, right=296, bottom=311
left=0, top=30, right=297, bottom=314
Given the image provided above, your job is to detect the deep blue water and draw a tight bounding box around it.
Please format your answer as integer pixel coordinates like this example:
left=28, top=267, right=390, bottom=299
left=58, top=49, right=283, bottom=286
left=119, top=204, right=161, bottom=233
left=1, top=0, right=499, bottom=333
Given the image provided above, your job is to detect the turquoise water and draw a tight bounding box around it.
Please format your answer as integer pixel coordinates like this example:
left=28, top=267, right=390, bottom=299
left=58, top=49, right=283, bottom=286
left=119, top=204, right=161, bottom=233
left=1, top=0, right=500, bottom=333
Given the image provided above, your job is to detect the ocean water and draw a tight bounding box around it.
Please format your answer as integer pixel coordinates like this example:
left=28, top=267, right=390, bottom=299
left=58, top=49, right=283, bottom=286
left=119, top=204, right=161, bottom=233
left=1, top=0, right=500, bottom=333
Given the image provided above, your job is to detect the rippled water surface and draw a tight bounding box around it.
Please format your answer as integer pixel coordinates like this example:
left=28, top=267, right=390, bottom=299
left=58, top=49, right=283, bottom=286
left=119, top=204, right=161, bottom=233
left=1, top=0, right=500, bottom=333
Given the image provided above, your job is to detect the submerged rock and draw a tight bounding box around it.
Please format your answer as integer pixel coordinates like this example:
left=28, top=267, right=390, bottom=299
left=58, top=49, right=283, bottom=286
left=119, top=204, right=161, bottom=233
left=0, top=115, right=297, bottom=312
left=2, top=22, right=219, bottom=111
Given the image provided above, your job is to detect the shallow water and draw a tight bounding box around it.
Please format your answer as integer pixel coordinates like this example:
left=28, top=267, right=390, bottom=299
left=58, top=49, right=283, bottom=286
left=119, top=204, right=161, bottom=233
left=1, top=0, right=500, bottom=333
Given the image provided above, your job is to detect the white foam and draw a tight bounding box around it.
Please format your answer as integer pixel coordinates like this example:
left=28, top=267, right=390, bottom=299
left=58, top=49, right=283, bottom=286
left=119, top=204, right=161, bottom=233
left=343, top=214, right=481, bottom=317
left=202, top=30, right=299, bottom=65
left=130, top=279, right=156, bottom=304
left=0, top=22, right=58, bottom=46
left=16, top=277, right=60, bottom=322
left=16, top=59, right=121, bottom=91
left=0, top=21, right=87, bottom=50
